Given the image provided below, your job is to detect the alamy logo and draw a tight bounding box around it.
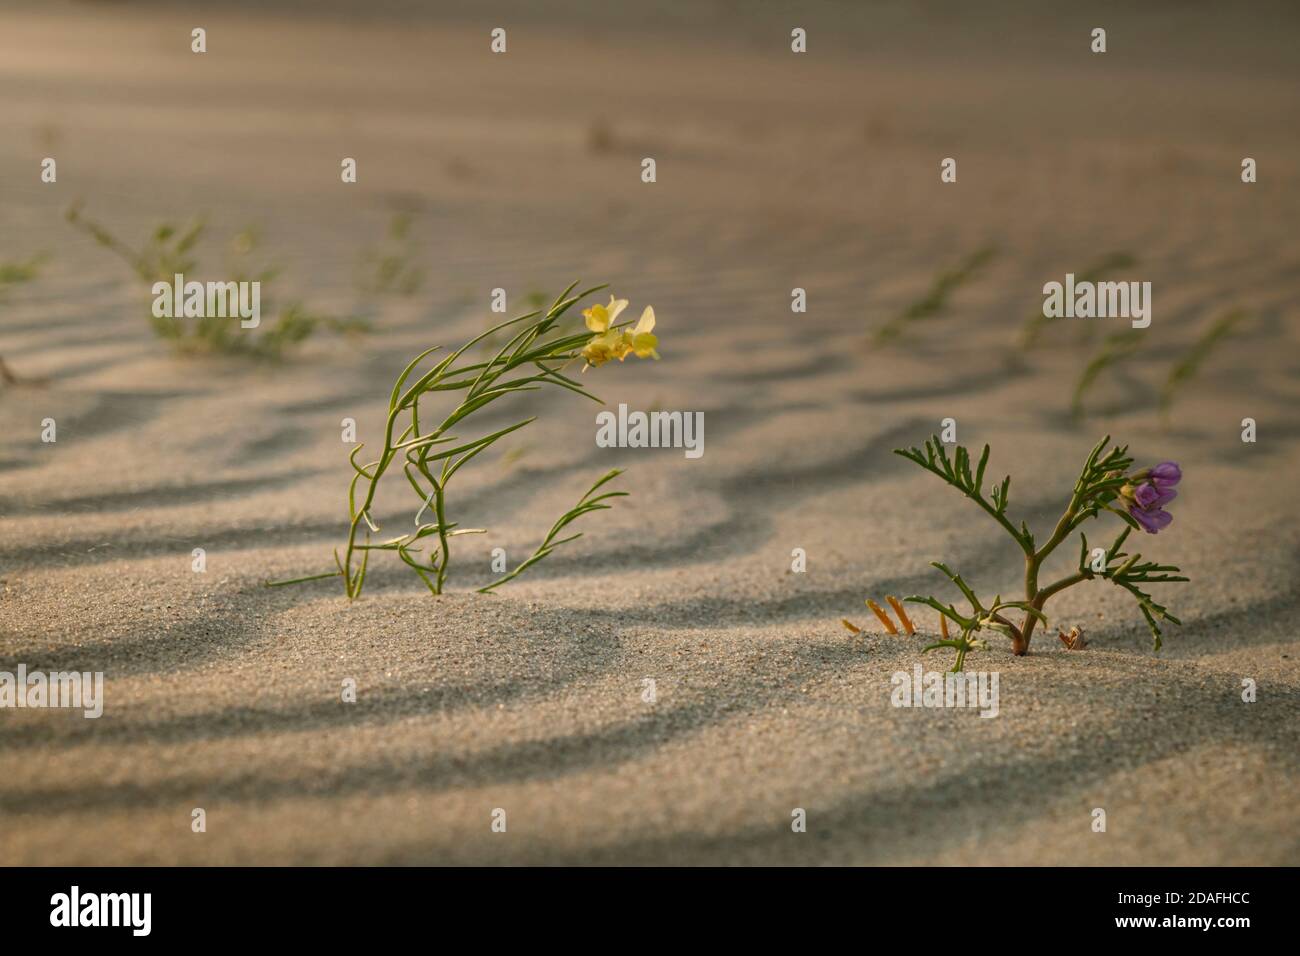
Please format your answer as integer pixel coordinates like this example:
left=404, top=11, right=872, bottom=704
left=891, top=665, right=999, bottom=718
left=596, top=403, right=704, bottom=459
left=0, top=665, right=103, bottom=718
left=151, top=273, right=261, bottom=328
left=50, top=886, right=151, bottom=936
left=1042, top=273, right=1151, bottom=328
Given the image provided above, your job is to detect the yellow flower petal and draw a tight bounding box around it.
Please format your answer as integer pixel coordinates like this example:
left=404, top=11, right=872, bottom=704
left=583, top=304, right=610, bottom=333
left=583, top=300, right=658, bottom=365
left=585, top=328, right=630, bottom=366
left=631, top=332, right=658, bottom=358
left=605, top=297, right=629, bottom=324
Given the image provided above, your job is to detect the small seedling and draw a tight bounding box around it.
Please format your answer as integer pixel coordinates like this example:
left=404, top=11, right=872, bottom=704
left=356, top=212, right=425, bottom=296
left=0, top=253, right=50, bottom=293
left=849, top=596, right=993, bottom=671
left=1018, top=251, right=1136, bottom=349
left=268, top=281, right=661, bottom=597
left=1159, top=309, right=1248, bottom=421
left=0, top=252, right=51, bottom=387
left=66, top=202, right=365, bottom=357
left=874, top=244, right=997, bottom=343
left=860, top=435, right=1187, bottom=670
left=1070, top=329, right=1143, bottom=419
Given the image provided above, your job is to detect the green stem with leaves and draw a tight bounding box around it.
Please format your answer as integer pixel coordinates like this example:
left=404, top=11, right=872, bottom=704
left=895, top=433, right=1185, bottom=668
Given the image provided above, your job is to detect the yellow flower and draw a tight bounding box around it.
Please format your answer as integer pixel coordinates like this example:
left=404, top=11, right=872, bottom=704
left=581, top=329, right=622, bottom=367
left=581, top=299, right=660, bottom=369
left=582, top=296, right=628, bottom=334
left=624, top=306, right=659, bottom=360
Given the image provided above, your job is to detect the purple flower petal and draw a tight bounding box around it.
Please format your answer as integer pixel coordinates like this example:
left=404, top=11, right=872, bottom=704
left=1135, top=483, right=1178, bottom=509
left=1134, top=483, right=1161, bottom=508
left=1149, top=487, right=1177, bottom=508
left=1129, top=503, right=1173, bottom=534
left=1148, top=461, right=1181, bottom=487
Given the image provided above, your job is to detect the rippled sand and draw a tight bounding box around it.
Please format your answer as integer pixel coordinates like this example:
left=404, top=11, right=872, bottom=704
left=1, top=0, right=1298, bottom=864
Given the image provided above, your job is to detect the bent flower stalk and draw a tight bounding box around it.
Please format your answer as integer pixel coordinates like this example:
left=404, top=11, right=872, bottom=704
left=269, top=281, right=660, bottom=598
left=883, top=435, right=1188, bottom=671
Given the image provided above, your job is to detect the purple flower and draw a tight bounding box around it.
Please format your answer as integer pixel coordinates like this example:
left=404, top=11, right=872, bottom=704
left=1147, top=461, right=1182, bottom=488
left=1124, top=460, right=1182, bottom=534
left=1134, top=483, right=1177, bottom=509
left=1129, top=504, right=1173, bottom=534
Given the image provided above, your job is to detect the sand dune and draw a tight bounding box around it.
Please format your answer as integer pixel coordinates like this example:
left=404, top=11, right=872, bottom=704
left=1, top=1, right=1298, bottom=864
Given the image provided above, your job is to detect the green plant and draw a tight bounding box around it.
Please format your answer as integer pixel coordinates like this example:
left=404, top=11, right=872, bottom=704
left=0, top=252, right=51, bottom=387
left=883, top=435, right=1187, bottom=670
left=873, top=244, right=997, bottom=343
left=1070, top=329, right=1143, bottom=419
left=0, top=252, right=50, bottom=291
left=65, top=202, right=365, bottom=357
left=357, top=212, right=424, bottom=296
left=479, top=291, right=550, bottom=352
left=1160, top=309, right=1248, bottom=420
left=1018, top=252, right=1136, bottom=349
left=268, top=281, right=660, bottom=598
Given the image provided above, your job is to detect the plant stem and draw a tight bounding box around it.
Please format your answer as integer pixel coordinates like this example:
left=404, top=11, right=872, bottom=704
left=1037, top=570, right=1089, bottom=604
left=433, top=476, right=450, bottom=594
left=1016, top=488, right=1090, bottom=653
left=345, top=454, right=389, bottom=597
left=972, top=492, right=1033, bottom=556
left=1018, top=550, right=1091, bottom=654
left=265, top=570, right=341, bottom=587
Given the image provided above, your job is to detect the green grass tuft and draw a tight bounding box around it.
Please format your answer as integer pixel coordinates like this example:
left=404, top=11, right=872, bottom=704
left=1159, top=309, right=1249, bottom=420
left=66, top=201, right=366, bottom=358
left=1018, top=251, right=1137, bottom=350
left=1070, top=329, right=1143, bottom=420
left=874, top=244, right=998, bottom=344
